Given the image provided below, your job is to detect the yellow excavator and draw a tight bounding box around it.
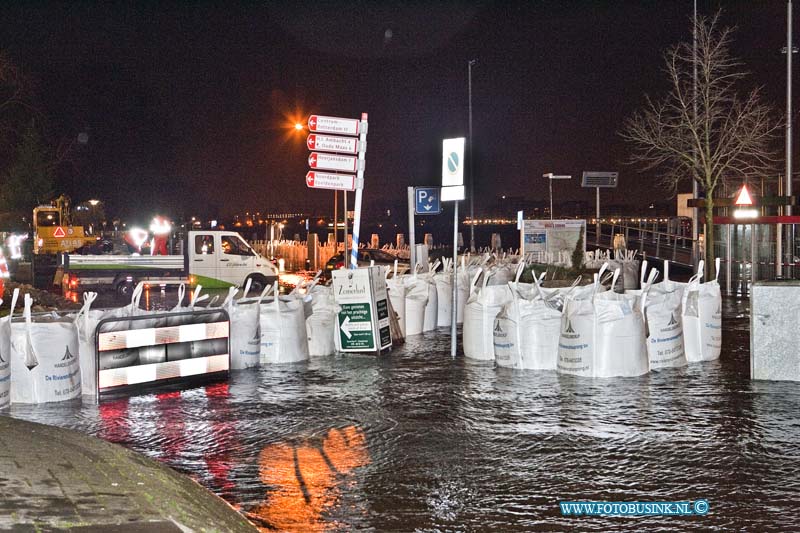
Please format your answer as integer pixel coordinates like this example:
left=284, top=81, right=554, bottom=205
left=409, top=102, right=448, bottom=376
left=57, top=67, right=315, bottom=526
left=32, top=195, right=95, bottom=255
left=32, top=195, right=96, bottom=287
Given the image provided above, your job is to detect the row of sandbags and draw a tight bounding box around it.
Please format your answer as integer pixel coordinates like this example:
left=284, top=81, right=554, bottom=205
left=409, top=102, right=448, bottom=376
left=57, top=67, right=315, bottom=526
left=585, top=249, right=641, bottom=291
left=1, top=277, right=346, bottom=406
left=463, top=259, right=722, bottom=377
left=386, top=254, right=525, bottom=337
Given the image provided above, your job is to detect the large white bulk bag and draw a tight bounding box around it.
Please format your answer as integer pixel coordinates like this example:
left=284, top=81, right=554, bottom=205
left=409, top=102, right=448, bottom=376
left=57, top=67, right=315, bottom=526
left=494, top=276, right=562, bottom=370
left=463, top=271, right=513, bottom=361
left=422, top=271, right=438, bottom=332
left=0, top=289, right=20, bottom=409
left=403, top=274, right=429, bottom=336
left=305, top=285, right=337, bottom=357
left=615, top=250, right=641, bottom=291
left=682, top=259, right=722, bottom=362
left=593, top=293, right=649, bottom=378
left=455, top=257, right=471, bottom=324
left=558, top=265, right=649, bottom=378
left=223, top=281, right=263, bottom=369
left=643, top=279, right=687, bottom=370
left=259, top=283, right=309, bottom=364
left=10, top=294, right=81, bottom=404
left=434, top=271, right=453, bottom=328
left=386, top=262, right=407, bottom=336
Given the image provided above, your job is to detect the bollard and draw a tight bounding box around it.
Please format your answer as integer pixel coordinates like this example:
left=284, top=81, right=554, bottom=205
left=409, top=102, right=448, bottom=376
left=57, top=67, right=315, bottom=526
left=424, top=233, right=434, bottom=247
left=396, top=233, right=405, bottom=248
left=491, top=233, right=502, bottom=251
left=371, top=233, right=380, bottom=248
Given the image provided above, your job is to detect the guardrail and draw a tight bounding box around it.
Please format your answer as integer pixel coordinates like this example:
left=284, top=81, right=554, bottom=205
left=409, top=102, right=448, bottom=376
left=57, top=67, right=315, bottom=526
left=94, top=307, right=230, bottom=401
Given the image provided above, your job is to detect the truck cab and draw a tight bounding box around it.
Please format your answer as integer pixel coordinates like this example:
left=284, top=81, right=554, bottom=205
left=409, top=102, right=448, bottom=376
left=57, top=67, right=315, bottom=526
left=188, top=231, right=278, bottom=291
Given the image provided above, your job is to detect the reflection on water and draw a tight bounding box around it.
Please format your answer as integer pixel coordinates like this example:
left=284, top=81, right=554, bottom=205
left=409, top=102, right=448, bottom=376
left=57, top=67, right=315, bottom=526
left=7, top=298, right=800, bottom=531
left=246, top=426, right=369, bottom=532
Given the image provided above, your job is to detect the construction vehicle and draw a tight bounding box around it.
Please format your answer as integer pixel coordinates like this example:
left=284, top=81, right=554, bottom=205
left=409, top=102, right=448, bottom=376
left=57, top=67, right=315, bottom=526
left=32, top=195, right=97, bottom=287
left=33, top=195, right=96, bottom=255
left=61, top=230, right=279, bottom=296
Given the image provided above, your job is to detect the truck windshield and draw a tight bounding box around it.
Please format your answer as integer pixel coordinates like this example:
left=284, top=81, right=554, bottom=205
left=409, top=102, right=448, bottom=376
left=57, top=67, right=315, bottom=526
left=36, top=210, right=60, bottom=227
left=221, top=235, right=254, bottom=256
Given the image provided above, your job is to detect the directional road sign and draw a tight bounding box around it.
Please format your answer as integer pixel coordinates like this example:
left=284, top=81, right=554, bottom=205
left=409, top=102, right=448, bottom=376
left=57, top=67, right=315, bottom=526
left=307, top=115, right=360, bottom=136
left=306, top=134, right=358, bottom=154
left=306, top=171, right=356, bottom=191
left=414, top=187, right=441, bottom=215
left=308, top=152, right=358, bottom=172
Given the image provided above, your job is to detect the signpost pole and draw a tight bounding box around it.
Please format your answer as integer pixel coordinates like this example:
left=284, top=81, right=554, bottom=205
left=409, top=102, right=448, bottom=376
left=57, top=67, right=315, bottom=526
left=408, top=187, right=416, bottom=269
left=343, top=191, right=348, bottom=253
left=349, top=113, right=368, bottom=269
left=451, top=200, right=458, bottom=358
left=549, top=177, right=554, bottom=221
left=596, top=186, right=600, bottom=244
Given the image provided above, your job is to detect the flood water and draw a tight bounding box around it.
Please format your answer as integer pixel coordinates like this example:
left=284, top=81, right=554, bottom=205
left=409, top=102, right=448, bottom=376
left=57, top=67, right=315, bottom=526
left=7, top=297, right=800, bottom=531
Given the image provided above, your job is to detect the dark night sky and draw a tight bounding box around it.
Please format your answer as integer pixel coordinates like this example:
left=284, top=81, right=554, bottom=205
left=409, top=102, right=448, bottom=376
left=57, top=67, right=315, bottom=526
left=0, top=1, right=790, bottom=220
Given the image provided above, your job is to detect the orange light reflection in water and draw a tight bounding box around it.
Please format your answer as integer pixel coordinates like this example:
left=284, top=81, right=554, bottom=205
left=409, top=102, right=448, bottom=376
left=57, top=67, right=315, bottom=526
left=247, top=426, right=369, bottom=532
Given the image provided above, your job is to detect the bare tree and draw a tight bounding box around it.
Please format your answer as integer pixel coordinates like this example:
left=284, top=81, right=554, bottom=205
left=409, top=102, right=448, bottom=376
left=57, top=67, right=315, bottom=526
left=621, top=12, right=781, bottom=278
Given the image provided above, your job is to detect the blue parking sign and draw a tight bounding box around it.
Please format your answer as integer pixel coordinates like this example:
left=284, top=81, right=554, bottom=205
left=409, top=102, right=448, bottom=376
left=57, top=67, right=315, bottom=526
left=414, top=187, right=441, bottom=215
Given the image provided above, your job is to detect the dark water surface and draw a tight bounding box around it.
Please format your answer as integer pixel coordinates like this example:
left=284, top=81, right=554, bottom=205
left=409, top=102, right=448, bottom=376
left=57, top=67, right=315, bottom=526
left=7, top=298, right=800, bottom=531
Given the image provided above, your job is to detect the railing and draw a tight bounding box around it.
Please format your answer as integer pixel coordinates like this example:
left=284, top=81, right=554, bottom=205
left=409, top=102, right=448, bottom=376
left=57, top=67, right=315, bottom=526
left=586, top=222, right=699, bottom=267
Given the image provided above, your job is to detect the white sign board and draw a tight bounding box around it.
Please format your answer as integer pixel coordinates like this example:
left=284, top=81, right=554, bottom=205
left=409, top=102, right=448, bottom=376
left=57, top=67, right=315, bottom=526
left=306, top=134, right=358, bottom=154
left=332, top=267, right=392, bottom=352
left=306, top=171, right=356, bottom=191
left=520, top=219, right=586, bottom=260
left=442, top=137, right=465, bottom=187
left=308, top=152, right=358, bottom=172
left=307, top=114, right=360, bottom=136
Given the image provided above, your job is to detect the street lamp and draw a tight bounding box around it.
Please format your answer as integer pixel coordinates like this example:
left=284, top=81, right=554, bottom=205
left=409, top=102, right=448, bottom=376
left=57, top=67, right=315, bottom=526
left=468, top=58, right=477, bottom=252
left=294, top=123, right=304, bottom=131
left=543, top=173, right=572, bottom=220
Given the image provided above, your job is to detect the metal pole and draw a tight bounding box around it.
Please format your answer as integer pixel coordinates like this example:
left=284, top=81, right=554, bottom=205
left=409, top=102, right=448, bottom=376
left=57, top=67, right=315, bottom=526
left=333, top=190, right=338, bottom=252
left=549, top=178, right=553, bottom=221
left=407, top=187, right=416, bottom=270
left=595, top=186, right=600, bottom=242
left=692, top=0, right=700, bottom=269
left=451, top=200, right=459, bottom=357
left=343, top=191, right=348, bottom=257
left=468, top=59, right=477, bottom=252
left=349, top=113, right=368, bottom=269
left=787, top=0, right=794, bottom=275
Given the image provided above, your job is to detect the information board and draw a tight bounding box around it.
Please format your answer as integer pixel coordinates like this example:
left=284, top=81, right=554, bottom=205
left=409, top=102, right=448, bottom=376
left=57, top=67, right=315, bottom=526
left=332, top=266, right=392, bottom=352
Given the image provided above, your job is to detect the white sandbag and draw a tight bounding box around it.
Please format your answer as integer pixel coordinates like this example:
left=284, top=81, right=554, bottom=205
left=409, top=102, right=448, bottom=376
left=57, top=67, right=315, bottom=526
left=73, top=292, right=101, bottom=396
left=0, top=289, right=20, bottom=409
left=463, top=271, right=513, bottom=361
left=682, top=259, right=722, bottom=362
left=421, top=268, right=439, bottom=332
left=593, top=271, right=649, bottom=377
left=558, top=265, right=648, bottom=377
left=615, top=249, right=641, bottom=291
left=10, top=294, right=81, bottom=404
left=434, top=271, right=453, bottom=328
left=643, top=273, right=687, bottom=369
left=259, top=282, right=309, bottom=364
left=403, top=274, right=429, bottom=336
left=495, top=271, right=562, bottom=370
left=305, top=285, right=337, bottom=357
left=223, top=280, right=263, bottom=369
left=455, top=256, right=471, bottom=324
left=386, top=261, right=407, bottom=336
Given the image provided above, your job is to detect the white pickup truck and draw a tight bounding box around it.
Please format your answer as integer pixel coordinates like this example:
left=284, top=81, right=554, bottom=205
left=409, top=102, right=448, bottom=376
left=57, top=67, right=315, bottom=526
left=61, top=230, right=279, bottom=295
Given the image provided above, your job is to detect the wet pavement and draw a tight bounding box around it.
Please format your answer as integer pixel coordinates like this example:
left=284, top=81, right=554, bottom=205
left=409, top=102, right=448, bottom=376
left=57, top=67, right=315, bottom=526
left=0, top=416, right=255, bottom=532
left=6, top=297, right=800, bottom=531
